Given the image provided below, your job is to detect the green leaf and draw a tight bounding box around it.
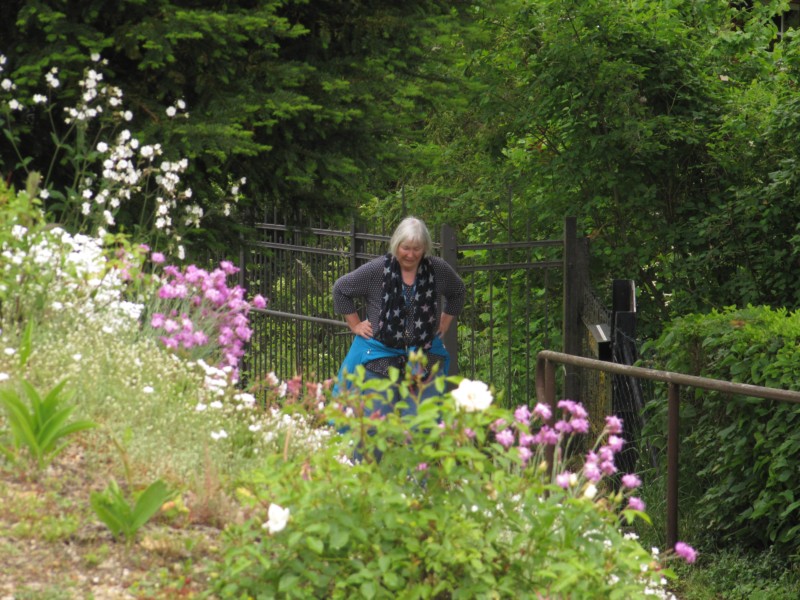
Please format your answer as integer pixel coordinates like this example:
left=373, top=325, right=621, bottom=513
left=278, top=574, right=299, bottom=593
left=131, top=480, right=173, bottom=531
left=306, top=536, right=324, bottom=554
left=329, top=527, right=350, bottom=550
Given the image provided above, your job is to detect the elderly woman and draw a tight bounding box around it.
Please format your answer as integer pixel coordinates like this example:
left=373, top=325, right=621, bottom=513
left=333, top=216, right=466, bottom=413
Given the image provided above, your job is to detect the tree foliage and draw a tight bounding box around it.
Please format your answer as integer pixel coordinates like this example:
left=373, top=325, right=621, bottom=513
left=404, top=0, right=800, bottom=334
left=1, top=0, right=471, bottom=252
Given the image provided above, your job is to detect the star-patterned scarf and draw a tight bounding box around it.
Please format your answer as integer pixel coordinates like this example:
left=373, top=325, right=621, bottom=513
left=377, top=253, right=438, bottom=350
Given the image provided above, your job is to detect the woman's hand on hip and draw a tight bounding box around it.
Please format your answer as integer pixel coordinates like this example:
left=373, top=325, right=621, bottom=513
left=352, top=320, right=373, bottom=339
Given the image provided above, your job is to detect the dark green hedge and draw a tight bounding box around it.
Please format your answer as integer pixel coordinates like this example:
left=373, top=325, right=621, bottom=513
left=642, top=305, right=800, bottom=553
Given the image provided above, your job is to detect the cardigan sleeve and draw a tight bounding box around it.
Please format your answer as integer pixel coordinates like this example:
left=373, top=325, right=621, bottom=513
left=332, top=258, right=384, bottom=316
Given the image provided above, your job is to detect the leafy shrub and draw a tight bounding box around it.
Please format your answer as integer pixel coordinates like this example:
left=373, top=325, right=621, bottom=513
left=211, top=369, right=685, bottom=599
left=0, top=378, right=96, bottom=469
left=641, top=305, right=800, bottom=553
left=90, top=478, right=175, bottom=544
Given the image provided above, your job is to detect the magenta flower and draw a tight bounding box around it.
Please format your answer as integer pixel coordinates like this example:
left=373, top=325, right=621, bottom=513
left=519, top=433, right=536, bottom=447
left=627, top=497, right=646, bottom=511
left=514, top=405, right=532, bottom=426
left=518, top=446, right=533, bottom=465
left=554, top=420, right=572, bottom=434
left=416, top=463, right=428, bottom=472
left=496, top=429, right=515, bottom=449
left=219, top=260, right=238, bottom=275
left=556, top=471, right=572, bottom=489
left=150, top=313, right=165, bottom=328
left=605, top=415, right=624, bottom=435
left=464, top=428, right=476, bottom=439
left=674, top=542, right=697, bottom=564
left=600, top=460, right=617, bottom=476
left=535, top=426, right=559, bottom=445
left=621, top=473, right=642, bottom=489
left=607, top=434, right=624, bottom=452
left=490, top=418, right=507, bottom=432
left=569, top=417, right=590, bottom=434
left=557, top=399, right=587, bottom=419
left=532, top=402, right=552, bottom=422
left=151, top=251, right=165, bottom=264
left=583, top=461, right=602, bottom=483
left=160, top=336, right=179, bottom=350
left=252, top=294, right=267, bottom=309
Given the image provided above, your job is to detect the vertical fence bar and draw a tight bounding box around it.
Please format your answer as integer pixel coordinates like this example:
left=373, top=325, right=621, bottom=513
left=667, top=382, right=680, bottom=550
left=506, top=192, right=513, bottom=403
left=563, top=216, right=581, bottom=401
left=440, top=224, right=460, bottom=375
left=544, top=358, right=556, bottom=472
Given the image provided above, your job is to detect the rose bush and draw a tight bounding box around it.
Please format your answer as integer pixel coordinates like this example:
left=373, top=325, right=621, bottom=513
left=211, top=367, right=690, bottom=599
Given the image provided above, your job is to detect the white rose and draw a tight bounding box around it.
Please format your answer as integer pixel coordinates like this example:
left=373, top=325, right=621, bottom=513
left=264, top=503, right=290, bottom=534
left=451, top=378, right=493, bottom=412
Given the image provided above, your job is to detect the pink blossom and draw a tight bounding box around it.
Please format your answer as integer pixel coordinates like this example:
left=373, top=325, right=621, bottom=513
left=160, top=336, right=179, bottom=349
left=163, top=319, right=180, bottom=334
left=627, top=497, right=646, bottom=511
left=416, top=463, right=428, bottom=471
left=557, top=399, right=588, bottom=419
left=607, top=435, right=624, bottom=452
left=252, top=294, right=267, bottom=309
left=535, top=426, right=559, bottom=445
left=583, top=462, right=602, bottom=483
left=519, top=433, right=536, bottom=447
left=569, top=417, right=590, bottom=434
left=150, top=313, right=165, bottom=328
left=674, top=542, right=697, bottom=564
left=554, top=420, right=572, bottom=434
left=621, top=474, right=642, bottom=489
left=205, top=288, right=223, bottom=303
left=496, top=429, right=515, bottom=449
left=514, top=405, right=531, bottom=426
left=286, top=376, right=302, bottom=397
left=518, top=446, right=533, bottom=465
left=600, top=461, right=617, bottom=476
left=464, top=428, right=476, bottom=439
left=220, top=260, right=238, bottom=275
left=490, top=418, right=506, bottom=432
left=532, top=402, right=552, bottom=422
left=605, top=415, right=624, bottom=435
left=556, top=471, right=572, bottom=489
left=151, top=252, right=165, bottom=264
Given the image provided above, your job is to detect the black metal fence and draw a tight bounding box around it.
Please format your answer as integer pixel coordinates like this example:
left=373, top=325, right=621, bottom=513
left=239, top=214, right=585, bottom=407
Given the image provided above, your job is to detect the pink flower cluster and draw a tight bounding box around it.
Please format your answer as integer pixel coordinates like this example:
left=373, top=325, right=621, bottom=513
left=148, top=257, right=267, bottom=376
left=497, top=400, right=649, bottom=511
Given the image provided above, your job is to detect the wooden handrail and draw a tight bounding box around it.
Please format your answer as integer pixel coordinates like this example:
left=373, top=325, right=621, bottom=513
left=535, top=349, right=800, bottom=549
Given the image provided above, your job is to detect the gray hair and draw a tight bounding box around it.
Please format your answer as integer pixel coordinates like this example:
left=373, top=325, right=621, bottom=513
left=388, top=217, right=433, bottom=256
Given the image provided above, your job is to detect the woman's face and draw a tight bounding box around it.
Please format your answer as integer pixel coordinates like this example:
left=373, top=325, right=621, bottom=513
left=396, top=240, right=424, bottom=271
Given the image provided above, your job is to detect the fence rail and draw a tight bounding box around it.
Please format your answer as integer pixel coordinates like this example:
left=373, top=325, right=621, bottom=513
left=535, top=349, right=800, bottom=549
